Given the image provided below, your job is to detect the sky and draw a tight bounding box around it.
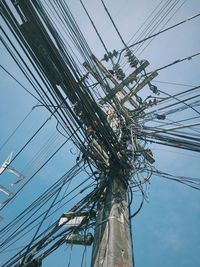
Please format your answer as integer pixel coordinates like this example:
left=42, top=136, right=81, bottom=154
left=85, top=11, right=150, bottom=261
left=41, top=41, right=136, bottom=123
left=0, top=0, right=200, bottom=266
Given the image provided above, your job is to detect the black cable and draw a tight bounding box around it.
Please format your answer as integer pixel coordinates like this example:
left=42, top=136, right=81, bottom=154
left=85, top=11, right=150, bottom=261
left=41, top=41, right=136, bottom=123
left=151, top=168, right=200, bottom=190
left=126, top=0, right=166, bottom=45
left=154, top=80, right=197, bottom=87
left=137, top=0, right=185, bottom=55
left=2, top=183, right=105, bottom=266
left=0, top=108, right=33, bottom=152
left=0, top=128, right=70, bottom=212
left=0, top=64, right=42, bottom=104
left=1, top=2, right=88, bottom=149
left=152, top=52, right=200, bottom=73
left=116, top=12, right=200, bottom=64
left=129, top=197, right=144, bottom=219
left=100, top=0, right=127, bottom=47
left=79, top=0, right=109, bottom=54
left=123, top=13, right=200, bottom=51
left=158, top=88, right=200, bottom=115
left=20, top=161, right=80, bottom=265
left=0, top=170, right=92, bottom=254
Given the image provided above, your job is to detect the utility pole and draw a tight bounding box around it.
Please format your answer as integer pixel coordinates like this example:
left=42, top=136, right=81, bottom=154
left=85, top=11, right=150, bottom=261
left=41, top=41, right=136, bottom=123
left=1, top=2, right=159, bottom=266
left=91, top=168, right=133, bottom=267
left=85, top=54, right=157, bottom=267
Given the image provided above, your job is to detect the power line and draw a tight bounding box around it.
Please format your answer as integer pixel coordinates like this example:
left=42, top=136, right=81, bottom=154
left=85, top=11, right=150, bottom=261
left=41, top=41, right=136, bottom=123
left=154, top=80, right=197, bottom=87
left=1, top=1, right=200, bottom=266
left=0, top=128, right=72, bottom=212
left=79, top=0, right=109, bottom=54
left=123, top=13, right=200, bottom=51
left=0, top=108, right=33, bottom=152
left=100, top=0, right=127, bottom=47
left=0, top=64, right=42, bottom=103
left=137, top=0, right=186, bottom=56
left=152, top=52, right=200, bottom=72
left=158, top=88, right=200, bottom=115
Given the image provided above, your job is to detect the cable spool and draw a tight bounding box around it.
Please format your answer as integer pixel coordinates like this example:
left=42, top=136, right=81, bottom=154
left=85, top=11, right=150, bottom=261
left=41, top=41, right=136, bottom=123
left=125, top=49, right=139, bottom=68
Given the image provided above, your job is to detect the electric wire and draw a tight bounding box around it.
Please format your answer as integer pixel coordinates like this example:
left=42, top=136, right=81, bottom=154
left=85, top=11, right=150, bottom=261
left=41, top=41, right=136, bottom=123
left=122, top=13, right=200, bottom=51
left=79, top=0, right=109, bottom=54
left=100, top=0, right=127, bottom=47
left=1, top=0, right=200, bottom=265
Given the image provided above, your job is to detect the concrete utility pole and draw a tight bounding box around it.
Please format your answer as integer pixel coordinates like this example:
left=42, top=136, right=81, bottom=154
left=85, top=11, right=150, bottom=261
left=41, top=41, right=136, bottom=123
left=91, top=168, right=133, bottom=267
left=86, top=54, right=155, bottom=267
left=1, top=1, right=160, bottom=266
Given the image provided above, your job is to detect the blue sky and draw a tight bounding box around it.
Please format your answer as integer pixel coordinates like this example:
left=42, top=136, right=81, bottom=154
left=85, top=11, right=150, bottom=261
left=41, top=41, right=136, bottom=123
left=0, top=0, right=200, bottom=266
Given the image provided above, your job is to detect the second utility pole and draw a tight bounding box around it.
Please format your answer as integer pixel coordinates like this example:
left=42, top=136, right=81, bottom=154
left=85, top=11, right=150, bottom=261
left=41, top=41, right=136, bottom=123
left=91, top=167, right=133, bottom=267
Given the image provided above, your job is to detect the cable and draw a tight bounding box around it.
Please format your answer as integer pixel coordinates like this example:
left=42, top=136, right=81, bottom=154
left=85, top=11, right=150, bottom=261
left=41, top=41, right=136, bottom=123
left=79, top=0, right=109, bottom=54
left=0, top=64, right=42, bottom=104
left=152, top=52, right=200, bottom=73
left=158, top=88, right=200, bottom=115
left=0, top=128, right=71, bottom=211
left=154, top=80, right=198, bottom=87
left=1, top=1, right=200, bottom=265
left=0, top=108, right=33, bottom=152
left=151, top=167, right=200, bottom=190
left=100, top=0, right=127, bottom=47
left=122, top=13, right=200, bottom=51
left=1, top=183, right=105, bottom=266
left=0, top=170, right=92, bottom=254
left=20, top=161, right=77, bottom=265
left=129, top=197, right=144, bottom=219
left=137, top=0, right=186, bottom=56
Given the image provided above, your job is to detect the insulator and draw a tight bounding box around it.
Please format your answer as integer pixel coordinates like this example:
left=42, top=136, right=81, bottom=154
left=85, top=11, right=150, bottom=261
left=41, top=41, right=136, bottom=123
left=129, top=55, right=139, bottom=68
left=117, top=75, right=125, bottom=80
left=125, top=49, right=139, bottom=68
left=102, top=50, right=118, bottom=62
left=156, top=114, right=166, bottom=120
left=116, top=70, right=125, bottom=80
left=149, top=84, right=159, bottom=94
left=113, top=64, right=125, bottom=80
left=135, top=94, right=143, bottom=104
left=113, top=63, right=120, bottom=71
left=103, top=54, right=109, bottom=62
left=125, top=49, right=132, bottom=57
left=118, top=69, right=124, bottom=76
left=113, top=49, right=118, bottom=58
left=108, top=69, right=115, bottom=75
left=108, top=51, right=112, bottom=58
left=153, top=98, right=158, bottom=105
